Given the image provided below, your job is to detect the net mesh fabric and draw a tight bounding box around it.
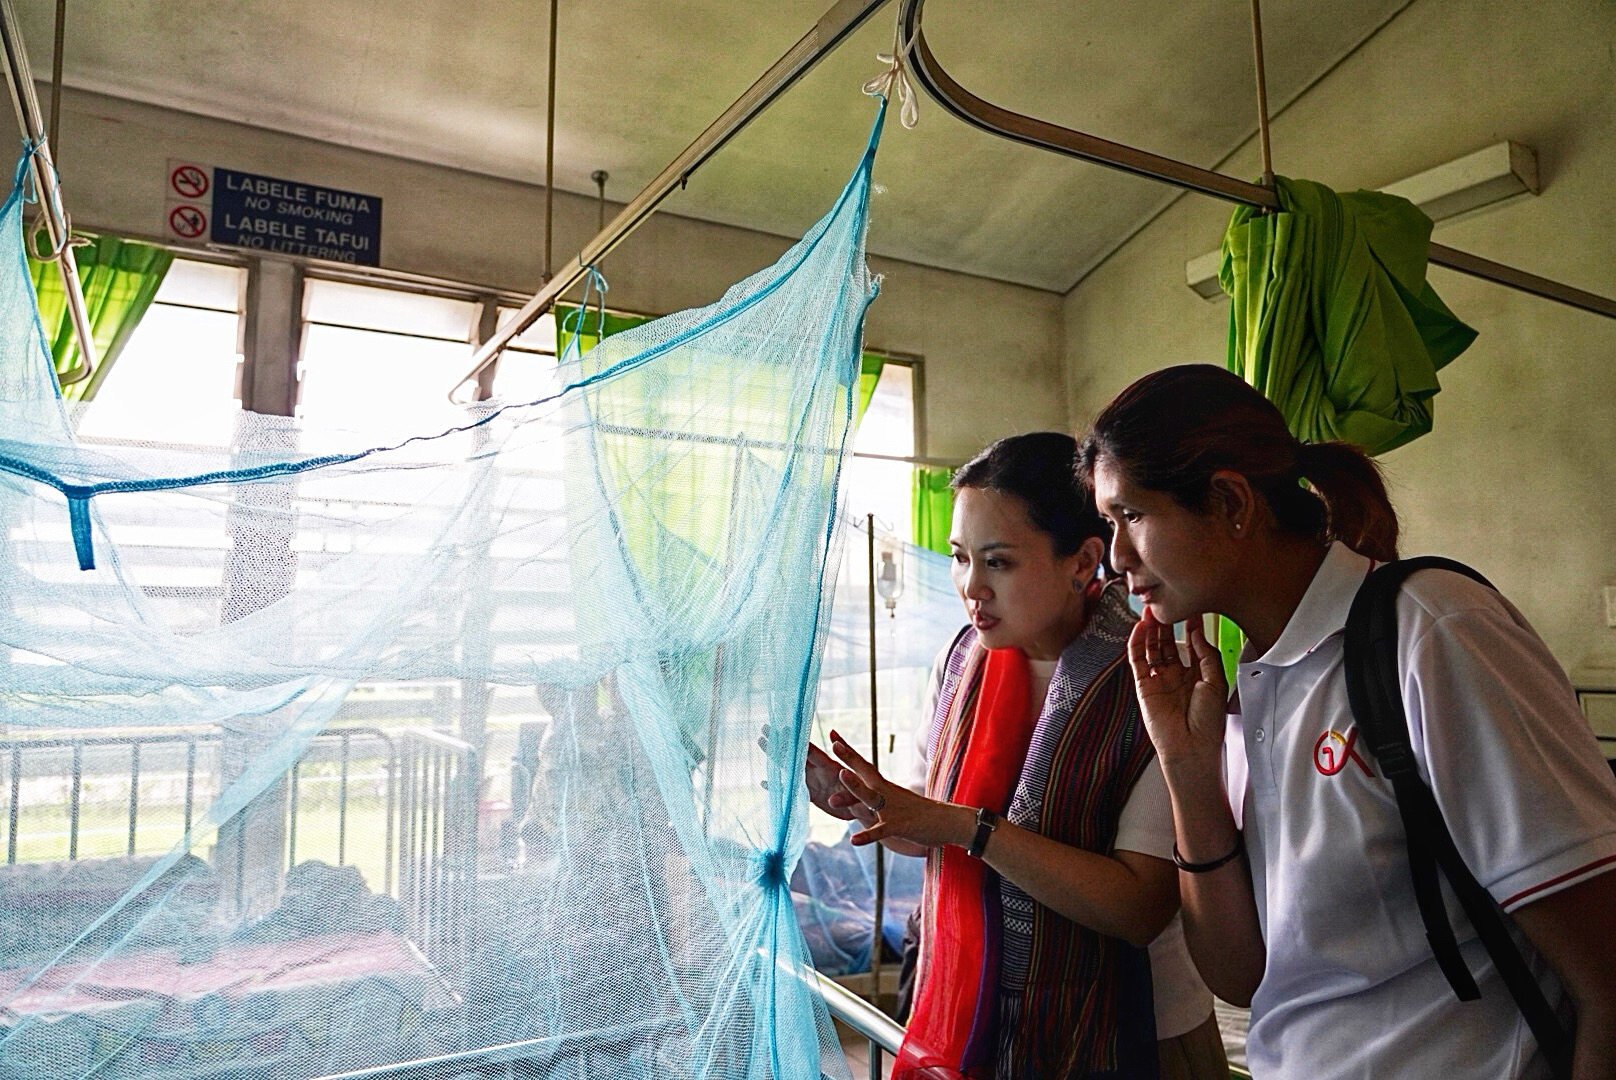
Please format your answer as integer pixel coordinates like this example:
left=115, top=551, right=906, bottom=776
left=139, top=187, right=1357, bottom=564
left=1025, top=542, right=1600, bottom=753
left=0, top=112, right=884, bottom=1079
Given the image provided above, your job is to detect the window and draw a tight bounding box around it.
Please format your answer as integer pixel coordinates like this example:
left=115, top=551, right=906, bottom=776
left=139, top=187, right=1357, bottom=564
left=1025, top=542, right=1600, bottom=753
left=296, top=283, right=576, bottom=430
left=842, top=360, right=917, bottom=544
left=76, top=258, right=245, bottom=446
left=488, top=307, right=559, bottom=403
left=296, top=279, right=481, bottom=434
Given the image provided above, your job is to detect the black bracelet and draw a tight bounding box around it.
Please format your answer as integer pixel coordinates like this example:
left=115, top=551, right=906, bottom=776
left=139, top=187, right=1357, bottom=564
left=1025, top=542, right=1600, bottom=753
left=1172, top=833, right=1244, bottom=874
left=965, top=806, right=998, bottom=859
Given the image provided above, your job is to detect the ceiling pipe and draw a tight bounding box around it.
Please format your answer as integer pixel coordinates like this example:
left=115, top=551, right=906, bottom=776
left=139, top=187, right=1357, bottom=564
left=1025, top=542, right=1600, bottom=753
left=449, top=0, right=895, bottom=401
left=591, top=169, right=609, bottom=232
left=896, top=0, right=1616, bottom=320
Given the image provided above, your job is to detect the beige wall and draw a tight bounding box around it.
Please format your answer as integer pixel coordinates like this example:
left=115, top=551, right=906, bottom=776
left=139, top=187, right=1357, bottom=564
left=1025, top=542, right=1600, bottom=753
left=1061, top=0, right=1616, bottom=672
left=26, top=86, right=1066, bottom=463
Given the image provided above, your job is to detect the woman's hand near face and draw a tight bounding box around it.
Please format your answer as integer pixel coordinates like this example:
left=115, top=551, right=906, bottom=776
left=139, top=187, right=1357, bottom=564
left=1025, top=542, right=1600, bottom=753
left=1126, top=609, right=1228, bottom=776
left=828, top=731, right=959, bottom=858
left=1126, top=608, right=1265, bottom=1002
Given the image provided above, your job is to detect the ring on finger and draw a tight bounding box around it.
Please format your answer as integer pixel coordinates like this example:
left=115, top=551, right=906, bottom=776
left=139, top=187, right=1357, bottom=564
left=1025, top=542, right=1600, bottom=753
left=867, top=792, right=886, bottom=813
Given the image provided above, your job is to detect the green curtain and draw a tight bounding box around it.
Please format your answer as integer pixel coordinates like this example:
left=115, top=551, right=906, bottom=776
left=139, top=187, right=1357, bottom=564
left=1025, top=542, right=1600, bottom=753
left=851, top=352, right=956, bottom=557
left=555, top=301, right=655, bottom=357
left=559, top=307, right=889, bottom=413
left=912, top=465, right=953, bottom=556
left=1217, top=175, right=1477, bottom=681
left=565, top=318, right=928, bottom=568
left=856, top=353, right=884, bottom=423
left=562, top=299, right=793, bottom=595
left=29, top=235, right=174, bottom=402
left=559, top=299, right=799, bottom=767
left=1217, top=616, right=1245, bottom=688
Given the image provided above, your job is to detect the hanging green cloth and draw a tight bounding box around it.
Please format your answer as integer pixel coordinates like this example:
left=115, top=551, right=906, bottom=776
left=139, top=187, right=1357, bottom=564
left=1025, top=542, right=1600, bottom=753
left=1222, top=176, right=1476, bottom=456
left=912, top=465, right=953, bottom=556
left=29, top=235, right=174, bottom=402
left=1218, top=177, right=1476, bottom=682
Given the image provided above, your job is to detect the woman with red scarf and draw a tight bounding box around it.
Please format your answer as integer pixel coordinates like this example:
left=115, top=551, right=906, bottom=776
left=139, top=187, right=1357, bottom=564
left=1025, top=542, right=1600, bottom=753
left=807, top=433, right=1223, bottom=1079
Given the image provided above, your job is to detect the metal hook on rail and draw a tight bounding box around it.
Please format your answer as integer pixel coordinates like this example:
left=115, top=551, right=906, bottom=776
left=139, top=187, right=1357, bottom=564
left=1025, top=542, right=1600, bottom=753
left=28, top=202, right=90, bottom=263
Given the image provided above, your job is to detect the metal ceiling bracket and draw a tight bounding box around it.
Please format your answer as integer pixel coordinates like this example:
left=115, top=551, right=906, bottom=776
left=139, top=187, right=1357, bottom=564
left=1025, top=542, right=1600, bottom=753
left=897, top=0, right=1616, bottom=320
left=450, top=0, right=896, bottom=400
left=0, top=0, right=101, bottom=386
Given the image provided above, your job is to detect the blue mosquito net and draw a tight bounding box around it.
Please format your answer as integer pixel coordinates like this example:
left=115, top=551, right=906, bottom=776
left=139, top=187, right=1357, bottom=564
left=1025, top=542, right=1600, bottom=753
left=0, top=106, right=899, bottom=1079
left=793, top=522, right=961, bottom=980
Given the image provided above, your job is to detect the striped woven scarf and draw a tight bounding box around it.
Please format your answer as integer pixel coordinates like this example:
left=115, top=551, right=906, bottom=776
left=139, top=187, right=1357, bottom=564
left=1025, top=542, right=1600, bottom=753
left=897, top=580, right=1158, bottom=1079
left=896, top=638, right=1035, bottom=1078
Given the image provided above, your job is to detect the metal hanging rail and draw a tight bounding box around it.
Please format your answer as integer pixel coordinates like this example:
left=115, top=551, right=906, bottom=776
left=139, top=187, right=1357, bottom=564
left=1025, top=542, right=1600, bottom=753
left=449, top=0, right=896, bottom=399
left=0, top=0, right=100, bottom=385
left=897, top=0, right=1616, bottom=321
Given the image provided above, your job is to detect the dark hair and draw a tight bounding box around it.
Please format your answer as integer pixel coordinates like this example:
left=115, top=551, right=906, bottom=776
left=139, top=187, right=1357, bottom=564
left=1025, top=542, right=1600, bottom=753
left=953, top=431, right=1110, bottom=559
left=1076, top=365, right=1398, bottom=561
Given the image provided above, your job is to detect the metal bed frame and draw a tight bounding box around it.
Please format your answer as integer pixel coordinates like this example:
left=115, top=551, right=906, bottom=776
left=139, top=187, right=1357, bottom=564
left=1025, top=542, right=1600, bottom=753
left=0, top=724, right=479, bottom=986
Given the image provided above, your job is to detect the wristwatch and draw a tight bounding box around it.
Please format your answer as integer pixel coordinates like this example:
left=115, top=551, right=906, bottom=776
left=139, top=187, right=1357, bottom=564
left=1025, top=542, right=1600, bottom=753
left=965, top=806, right=998, bottom=859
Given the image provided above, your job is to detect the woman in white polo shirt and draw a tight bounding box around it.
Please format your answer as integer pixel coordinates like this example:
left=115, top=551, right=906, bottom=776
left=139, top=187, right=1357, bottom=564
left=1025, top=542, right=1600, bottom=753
left=1078, top=364, right=1616, bottom=1079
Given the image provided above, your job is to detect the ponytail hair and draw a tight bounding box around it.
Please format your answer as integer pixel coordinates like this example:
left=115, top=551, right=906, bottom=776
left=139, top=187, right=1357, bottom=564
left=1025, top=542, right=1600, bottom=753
left=1076, top=364, right=1399, bottom=561
left=1293, top=441, right=1399, bottom=562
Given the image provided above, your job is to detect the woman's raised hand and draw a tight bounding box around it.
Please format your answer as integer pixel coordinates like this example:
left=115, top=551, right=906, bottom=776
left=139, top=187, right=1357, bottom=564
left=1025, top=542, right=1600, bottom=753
left=829, top=731, right=962, bottom=857
left=1126, top=609, right=1229, bottom=773
left=803, top=740, right=863, bottom=821
left=762, top=721, right=865, bottom=823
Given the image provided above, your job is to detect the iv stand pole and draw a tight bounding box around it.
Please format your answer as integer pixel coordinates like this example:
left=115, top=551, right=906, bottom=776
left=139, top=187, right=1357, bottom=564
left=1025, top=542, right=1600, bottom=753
left=866, top=513, right=886, bottom=1079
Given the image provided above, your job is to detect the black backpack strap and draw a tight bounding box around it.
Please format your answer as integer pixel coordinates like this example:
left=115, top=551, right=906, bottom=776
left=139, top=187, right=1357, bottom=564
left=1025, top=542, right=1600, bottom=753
left=1343, top=556, right=1573, bottom=1079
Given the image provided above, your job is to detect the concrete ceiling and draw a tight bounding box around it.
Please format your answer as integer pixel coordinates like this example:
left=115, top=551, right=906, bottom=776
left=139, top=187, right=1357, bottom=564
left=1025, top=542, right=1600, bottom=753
left=22, top=0, right=1409, bottom=292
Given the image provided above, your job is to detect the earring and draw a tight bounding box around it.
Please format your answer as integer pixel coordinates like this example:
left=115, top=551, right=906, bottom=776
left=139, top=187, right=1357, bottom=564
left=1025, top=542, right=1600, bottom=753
left=1234, top=523, right=1243, bottom=533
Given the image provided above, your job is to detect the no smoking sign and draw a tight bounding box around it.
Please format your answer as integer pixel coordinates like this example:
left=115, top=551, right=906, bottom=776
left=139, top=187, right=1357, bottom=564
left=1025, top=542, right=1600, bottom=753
left=170, top=163, right=209, bottom=200
left=160, top=158, right=383, bottom=264
left=164, top=159, right=214, bottom=243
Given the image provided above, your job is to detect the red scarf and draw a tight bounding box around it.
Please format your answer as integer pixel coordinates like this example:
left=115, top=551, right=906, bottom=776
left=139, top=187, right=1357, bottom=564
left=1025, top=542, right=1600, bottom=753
left=896, top=646, right=1037, bottom=1078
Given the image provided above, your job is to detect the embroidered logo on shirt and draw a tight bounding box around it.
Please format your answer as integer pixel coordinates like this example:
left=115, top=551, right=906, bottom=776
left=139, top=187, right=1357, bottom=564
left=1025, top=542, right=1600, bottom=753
left=1313, top=727, right=1374, bottom=777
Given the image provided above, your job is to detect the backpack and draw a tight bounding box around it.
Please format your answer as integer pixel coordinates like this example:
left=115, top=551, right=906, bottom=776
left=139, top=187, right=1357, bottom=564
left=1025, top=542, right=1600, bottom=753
left=1342, top=556, right=1572, bottom=1079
